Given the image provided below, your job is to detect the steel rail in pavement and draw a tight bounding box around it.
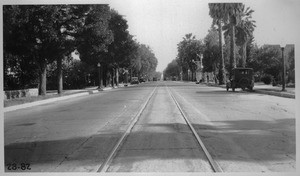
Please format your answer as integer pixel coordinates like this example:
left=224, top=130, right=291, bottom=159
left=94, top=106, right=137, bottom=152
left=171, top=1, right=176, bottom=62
left=165, top=84, right=223, bottom=172
left=97, top=84, right=158, bottom=172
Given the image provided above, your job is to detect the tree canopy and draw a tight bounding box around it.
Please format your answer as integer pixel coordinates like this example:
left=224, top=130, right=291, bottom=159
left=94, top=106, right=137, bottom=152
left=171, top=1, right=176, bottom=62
left=4, top=5, right=158, bottom=93
left=166, top=2, right=295, bottom=85
left=176, top=33, right=204, bottom=81
left=163, top=59, right=181, bottom=80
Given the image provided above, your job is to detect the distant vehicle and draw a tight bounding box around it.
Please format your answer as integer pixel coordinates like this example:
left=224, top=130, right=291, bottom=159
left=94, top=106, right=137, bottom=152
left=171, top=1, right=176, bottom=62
left=139, top=78, right=146, bottom=83
left=131, top=77, right=139, bottom=84
left=226, top=68, right=254, bottom=91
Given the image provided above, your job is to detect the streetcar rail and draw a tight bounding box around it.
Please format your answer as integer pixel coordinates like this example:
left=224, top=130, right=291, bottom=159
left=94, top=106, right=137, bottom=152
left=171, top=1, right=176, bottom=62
left=97, top=83, right=222, bottom=172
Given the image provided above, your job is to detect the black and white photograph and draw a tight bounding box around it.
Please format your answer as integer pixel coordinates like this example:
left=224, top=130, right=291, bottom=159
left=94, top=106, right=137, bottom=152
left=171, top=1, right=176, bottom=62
left=1, top=0, right=299, bottom=175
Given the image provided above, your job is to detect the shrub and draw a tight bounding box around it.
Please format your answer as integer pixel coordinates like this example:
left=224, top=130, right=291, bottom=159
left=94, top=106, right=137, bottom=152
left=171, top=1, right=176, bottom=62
left=261, top=74, right=273, bottom=85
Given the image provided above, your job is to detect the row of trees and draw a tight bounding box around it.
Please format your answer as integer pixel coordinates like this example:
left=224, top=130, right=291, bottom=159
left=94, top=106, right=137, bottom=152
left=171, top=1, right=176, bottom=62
left=176, top=33, right=204, bottom=81
left=4, top=5, right=158, bottom=94
left=164, top=3, right=295, bottom=85
left=248, top=44, right=295, bottom=84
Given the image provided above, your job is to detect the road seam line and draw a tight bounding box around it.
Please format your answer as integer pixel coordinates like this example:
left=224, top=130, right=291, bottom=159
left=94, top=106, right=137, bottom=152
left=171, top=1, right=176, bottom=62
left=97, top=85, right=158, bottom=172
left=166, top=85, right=223, bottom=172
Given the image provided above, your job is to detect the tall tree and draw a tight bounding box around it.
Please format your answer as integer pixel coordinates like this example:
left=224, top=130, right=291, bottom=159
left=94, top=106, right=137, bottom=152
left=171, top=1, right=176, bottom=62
left=164, top=59, right=181, bottom=80
left=76, top=5, right=113, bottom=87
left=227, top=3, right=243, bottom=78
left=129, top=42, right=142, bottom=77
left=137, top=44, right=158, bottom=79
left=177, top=34, right=204, bottom=81
left=215, top=3, right=244, bottom=79
left=235, top=5, right=256, bottom=67
left=105, top=9, right=138, bottom=85
left=45, top=5, right=85, bottom=94
left=4, top=5, right=66, bottom=95
left=208, top=3, right=226, bottom=84
left=203, top=26, right=220, bottom=83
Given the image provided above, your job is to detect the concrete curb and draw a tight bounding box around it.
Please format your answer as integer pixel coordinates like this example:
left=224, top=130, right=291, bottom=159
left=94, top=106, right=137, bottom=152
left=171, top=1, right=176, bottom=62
left=206, top=83, right=295, bottom=99
left=89, top=90, right=100, bottom=94
left=254, top=90, right=295, bottom=99
left=101, top=87, right=113, bottom=91
left=4, top=85, right=132, bottom=113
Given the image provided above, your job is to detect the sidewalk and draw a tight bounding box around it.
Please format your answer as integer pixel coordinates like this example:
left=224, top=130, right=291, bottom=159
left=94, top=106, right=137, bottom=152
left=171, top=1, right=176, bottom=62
left=46, top=85, right=118, bottom=95
left=251, top=82, right=295, bottom=98
left=3, top=83, right=130, bottom=113
left=207, top=82, right=295, bottom=99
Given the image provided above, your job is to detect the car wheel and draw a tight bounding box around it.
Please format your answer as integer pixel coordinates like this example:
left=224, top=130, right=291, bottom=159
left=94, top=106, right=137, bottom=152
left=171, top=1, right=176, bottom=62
left=239, top=78, right=248, bottom=91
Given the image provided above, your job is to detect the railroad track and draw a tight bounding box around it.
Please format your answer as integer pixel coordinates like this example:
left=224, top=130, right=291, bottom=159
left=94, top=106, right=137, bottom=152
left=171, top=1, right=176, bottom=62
left=97, top=83, right=222, bottom=172
left=166, top=85, right=223, bottom=172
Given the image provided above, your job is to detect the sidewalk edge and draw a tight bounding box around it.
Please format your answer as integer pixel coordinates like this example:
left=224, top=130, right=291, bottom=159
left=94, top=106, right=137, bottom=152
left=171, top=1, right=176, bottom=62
left=205, top=83, right=295, bottom=99
left=4, top=85, right=131, bottom=113
left=254, top=90, right=295, bottom=99
left=4, top=92, right=90, bottom=113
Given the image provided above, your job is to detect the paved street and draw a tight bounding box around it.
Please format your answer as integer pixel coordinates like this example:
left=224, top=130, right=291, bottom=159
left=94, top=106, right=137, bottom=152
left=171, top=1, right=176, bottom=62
left=4, top=81, right=295, bottom=172
left=170, top=81, right=295, bottom=172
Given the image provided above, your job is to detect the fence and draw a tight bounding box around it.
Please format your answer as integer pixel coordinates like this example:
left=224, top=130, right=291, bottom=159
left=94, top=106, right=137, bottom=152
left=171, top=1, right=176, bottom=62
left=4, top=88, right=38, bottom=100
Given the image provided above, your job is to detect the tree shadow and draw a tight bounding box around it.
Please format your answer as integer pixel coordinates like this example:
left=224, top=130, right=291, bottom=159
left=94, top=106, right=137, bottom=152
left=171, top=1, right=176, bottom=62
left=195, top=89, right=254, bottom=95
left=5, top=119, right=295, bottom=172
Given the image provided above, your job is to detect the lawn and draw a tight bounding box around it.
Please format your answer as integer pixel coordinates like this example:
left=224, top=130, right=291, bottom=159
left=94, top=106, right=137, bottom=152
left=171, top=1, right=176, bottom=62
left=4, top=90, right=89, bottom=107
left=4, top=94, right=61, bottom=107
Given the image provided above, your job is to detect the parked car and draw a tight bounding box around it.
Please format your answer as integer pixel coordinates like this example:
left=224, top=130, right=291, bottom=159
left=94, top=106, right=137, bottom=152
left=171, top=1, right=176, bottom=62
left=226, top=68, right=254, bottom=91
left=139, top=77, right=146, bottom=83
left=131, top=77, right=139, bottom=84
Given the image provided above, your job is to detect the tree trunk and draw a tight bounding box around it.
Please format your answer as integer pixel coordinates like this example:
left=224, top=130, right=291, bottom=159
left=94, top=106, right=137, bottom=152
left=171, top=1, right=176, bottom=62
left=39, top=63, right=47, bottom=96
left=125, top=71, right=128, bottom=84
left=111, top=68, right=115, bottom=87
left=116, top=67, right=119, bottom=86
left=103, top=70, right=106, bottom=87
left=97, top=65, right=101, bottom=89
left=104, top=65, right=107, bottom=87
left=57, top=57, right=63, bottom=94
left=184, top=70, right=188, bottom=81
left=229, top=23, right=236, bottom=80
left=241, top=42, right=247, bottom=68
left=100, top=65, right=103, bottom=88
left=218, top=20, right=226, bottom=85
left=130, top=69, right=132, bottom=82
left=214, top=63, right=218, bottom=84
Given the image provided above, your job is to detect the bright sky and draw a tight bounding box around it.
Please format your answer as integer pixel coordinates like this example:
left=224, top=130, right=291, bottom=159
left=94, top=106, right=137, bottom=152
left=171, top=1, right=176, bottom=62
left=108, top=0, right=300, bottom=72
left=3, top=0, right=299, bottom=72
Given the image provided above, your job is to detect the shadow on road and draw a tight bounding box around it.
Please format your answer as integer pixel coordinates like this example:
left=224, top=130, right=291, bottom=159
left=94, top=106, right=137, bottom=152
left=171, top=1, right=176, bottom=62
left=5, top=118, right=295, bottom=172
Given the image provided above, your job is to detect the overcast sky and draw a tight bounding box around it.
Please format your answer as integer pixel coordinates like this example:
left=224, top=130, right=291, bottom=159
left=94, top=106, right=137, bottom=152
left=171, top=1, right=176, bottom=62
left=108, top=0, right=300, bottom=72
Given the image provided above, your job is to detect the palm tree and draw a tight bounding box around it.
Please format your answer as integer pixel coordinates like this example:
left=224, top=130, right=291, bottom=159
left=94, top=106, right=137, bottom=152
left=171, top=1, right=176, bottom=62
left=235, top=5, right=256, bottom=67
left=209, top=3, right=244, bottom=82
left=225, top=3, right=243, bottom=79
left=209, top=3, right=226, bottom=84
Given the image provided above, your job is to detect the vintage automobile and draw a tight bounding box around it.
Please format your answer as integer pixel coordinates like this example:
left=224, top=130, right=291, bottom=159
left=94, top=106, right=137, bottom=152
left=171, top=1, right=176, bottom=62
left=226, top=68, right=254, bottom=91
left=139, top=77, right=146, bottom=83
left=130, top=77, right=139, bottom=84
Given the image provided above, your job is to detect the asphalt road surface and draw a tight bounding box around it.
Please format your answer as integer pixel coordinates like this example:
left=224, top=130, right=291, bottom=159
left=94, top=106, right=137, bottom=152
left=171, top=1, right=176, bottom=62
left=4, top=81, right=295, bottom=172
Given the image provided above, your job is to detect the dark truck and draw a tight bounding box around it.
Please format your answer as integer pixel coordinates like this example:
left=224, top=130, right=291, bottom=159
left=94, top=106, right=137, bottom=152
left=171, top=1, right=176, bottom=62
left=226, top=68, right=254, bottom=91
left=130, top=77, right=139, bottom=84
